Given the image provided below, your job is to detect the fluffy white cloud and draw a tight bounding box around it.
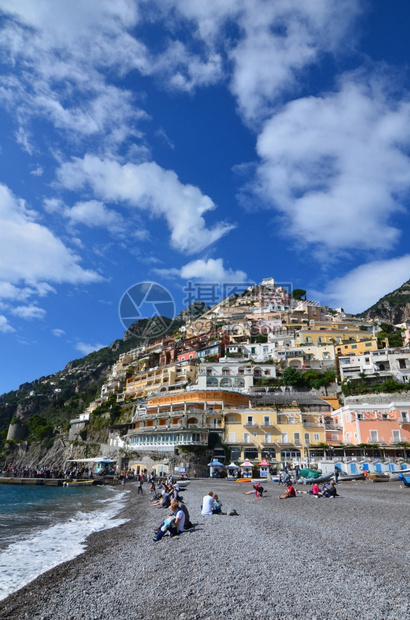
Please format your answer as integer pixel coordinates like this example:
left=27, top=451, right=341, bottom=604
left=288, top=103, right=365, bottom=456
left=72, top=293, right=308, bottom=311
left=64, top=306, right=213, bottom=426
left=180, top=258, right=247, bottom=282
left=0, top=0, right=148, bottom=149
left=313, top=255, right=410, bottom=314
left=10, top=305, right=46, bottom=320
left=0, top=183, right=102, bottom=287
left=64, top=200, right=125, bottom=233
left=0, top=315, right=15, bottom=333
left=255, top=74, right=410, bottom=254
left=154, top=0, right=360, bottom=121
left=75, top=341, right=107, bottom=356
left=57, top=155, right=234, bottom=254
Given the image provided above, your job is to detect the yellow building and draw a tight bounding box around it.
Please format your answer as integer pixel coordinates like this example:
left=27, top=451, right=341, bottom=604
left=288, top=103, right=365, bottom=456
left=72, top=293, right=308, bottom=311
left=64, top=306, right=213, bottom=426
left=224, top=404, right=327, bottom=465
left=120, top=362, right=198, bottom=402
left=334, top=338, right=378, bottom=356
left=296, top=327, right=377, bottom=351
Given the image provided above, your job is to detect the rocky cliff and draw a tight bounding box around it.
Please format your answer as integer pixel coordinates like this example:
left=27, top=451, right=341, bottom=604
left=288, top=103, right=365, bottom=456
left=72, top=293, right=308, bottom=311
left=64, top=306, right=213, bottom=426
left=359, top=279, right=410, bottom=324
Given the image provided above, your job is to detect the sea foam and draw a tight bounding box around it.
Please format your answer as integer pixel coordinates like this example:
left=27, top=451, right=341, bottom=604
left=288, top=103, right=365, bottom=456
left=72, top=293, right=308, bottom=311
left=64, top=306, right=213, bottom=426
left=0, top=490, right=129, bottom=601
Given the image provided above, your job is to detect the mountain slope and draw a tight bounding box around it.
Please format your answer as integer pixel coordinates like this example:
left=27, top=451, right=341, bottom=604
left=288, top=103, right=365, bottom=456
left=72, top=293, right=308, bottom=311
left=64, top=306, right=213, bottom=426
left=359, top=280, right=410, bottom=324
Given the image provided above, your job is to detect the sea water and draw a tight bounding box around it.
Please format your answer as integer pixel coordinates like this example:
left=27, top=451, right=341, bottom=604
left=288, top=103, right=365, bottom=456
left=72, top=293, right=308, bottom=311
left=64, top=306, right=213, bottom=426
left=0, top=483, right=129, bottom=601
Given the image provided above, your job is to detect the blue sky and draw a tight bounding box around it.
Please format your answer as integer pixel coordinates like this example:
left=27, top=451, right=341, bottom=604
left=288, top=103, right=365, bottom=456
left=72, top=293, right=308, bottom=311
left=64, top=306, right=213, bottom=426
left=1, top=0, right=410, bottom=394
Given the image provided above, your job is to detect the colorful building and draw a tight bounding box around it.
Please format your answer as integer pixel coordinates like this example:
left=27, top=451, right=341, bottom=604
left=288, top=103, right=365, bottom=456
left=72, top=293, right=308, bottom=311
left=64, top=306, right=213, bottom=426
left=127, top=389, right=249, bottom=451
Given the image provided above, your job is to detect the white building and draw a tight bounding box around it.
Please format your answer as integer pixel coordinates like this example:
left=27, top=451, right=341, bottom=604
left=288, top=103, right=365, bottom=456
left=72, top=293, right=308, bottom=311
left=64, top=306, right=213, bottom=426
left=339, top=348, right=410, bottom=384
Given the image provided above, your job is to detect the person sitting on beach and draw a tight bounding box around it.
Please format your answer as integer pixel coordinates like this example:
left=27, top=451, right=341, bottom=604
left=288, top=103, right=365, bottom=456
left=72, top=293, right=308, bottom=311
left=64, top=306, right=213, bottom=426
left=178, top=499, right=193, bottom=529
left=244, top=483, right=265, bottom=497
left=151, top=485, right=172, bottom=507
left=280, top=483, right=296, bottom=499
left=311, top=483, right=322, bottom=498
left=323, top=482, right=339, bottom=498
left=168, top=499, right=186, bottom=536
left=153, top=513, right=176, bottom=542
left=201, top=491, right=215, bottom=515
left=212, top=494, right=222, bottom=514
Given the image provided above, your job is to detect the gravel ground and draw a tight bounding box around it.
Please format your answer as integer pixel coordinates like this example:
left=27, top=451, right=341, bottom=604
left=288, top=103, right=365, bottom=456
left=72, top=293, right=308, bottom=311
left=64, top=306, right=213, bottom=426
left=0, top=480, right=409, bottom=620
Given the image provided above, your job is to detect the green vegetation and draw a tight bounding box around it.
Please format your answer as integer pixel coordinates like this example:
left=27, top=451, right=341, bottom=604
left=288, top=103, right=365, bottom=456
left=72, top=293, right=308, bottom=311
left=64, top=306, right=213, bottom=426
left=291, top=289, right=306, bottom=301
left=281, top=368, right=337, bottom=394
left=27, top=415, right=54, bottom=441
left=341, top=378, right=410, bottom=396
left=377, top=323, right=403, bottom=348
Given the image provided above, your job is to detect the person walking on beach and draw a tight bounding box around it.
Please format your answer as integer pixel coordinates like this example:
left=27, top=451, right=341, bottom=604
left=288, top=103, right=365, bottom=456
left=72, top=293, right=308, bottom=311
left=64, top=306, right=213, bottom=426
left=121, top=477, right=125, bottom=491
left=137, top=475, right=143, bottom=494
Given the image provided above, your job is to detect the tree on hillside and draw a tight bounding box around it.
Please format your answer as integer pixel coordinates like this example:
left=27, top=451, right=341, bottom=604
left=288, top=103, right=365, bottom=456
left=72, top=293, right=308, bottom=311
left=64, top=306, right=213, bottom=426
left=304, top=369, right=336, bottom=395
left=291, top=289, right=306, bottom=301
left=282, top=367, right=306, bottom=387
left=377, top=323, right=403, bottom=348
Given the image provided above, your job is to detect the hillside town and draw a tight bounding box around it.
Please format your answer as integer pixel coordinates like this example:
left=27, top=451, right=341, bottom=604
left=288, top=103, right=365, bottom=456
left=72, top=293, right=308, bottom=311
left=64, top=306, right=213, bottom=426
left=51, top=277, right=410, bottom=477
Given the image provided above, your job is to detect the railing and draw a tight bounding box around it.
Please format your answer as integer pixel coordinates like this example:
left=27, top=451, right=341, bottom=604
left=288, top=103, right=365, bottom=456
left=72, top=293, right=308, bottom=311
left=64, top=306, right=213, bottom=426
left=243, top=422, right=258, bottom=427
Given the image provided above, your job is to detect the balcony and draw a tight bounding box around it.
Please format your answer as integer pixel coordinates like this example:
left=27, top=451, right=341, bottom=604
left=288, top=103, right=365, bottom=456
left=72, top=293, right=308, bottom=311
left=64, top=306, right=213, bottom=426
left=243, top=422, right=258, bottom=428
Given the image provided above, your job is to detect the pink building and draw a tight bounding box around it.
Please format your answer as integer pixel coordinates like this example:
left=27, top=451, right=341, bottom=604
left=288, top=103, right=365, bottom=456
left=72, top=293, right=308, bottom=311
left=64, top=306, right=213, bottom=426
left=177, top=349, right=197, bottom=363
left=332, top=402, right=410, bottom=448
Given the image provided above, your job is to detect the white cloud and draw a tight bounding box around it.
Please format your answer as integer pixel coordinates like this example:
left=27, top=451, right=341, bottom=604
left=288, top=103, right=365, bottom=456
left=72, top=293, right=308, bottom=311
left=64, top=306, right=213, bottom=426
left=10, top=305, right=46, bottom=320
left=180, top=258, right=247, bottom=282
left=312, top=255, right=410, bottom=314
left=0, top=183, right=102, bottom=288
left=75, top=341, right=107, bottom=356
left=0, top=315, right=15, bottom=333
left=255, top=74, right=410, bottom=254
left=153, top=0, right=360, bottom=122
left=57, top=155, right=235, bottom=254
left=52, top=328, right=65, bottom=337
left=64, top=200, right=125, bottom=233
left=30, top=165, right=44, bottom=177
left=0, top=1, right=148, bottom=150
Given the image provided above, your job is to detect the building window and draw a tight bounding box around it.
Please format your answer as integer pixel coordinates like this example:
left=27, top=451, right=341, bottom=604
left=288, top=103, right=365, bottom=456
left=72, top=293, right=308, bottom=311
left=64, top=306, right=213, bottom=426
left=369, top=430, right=379, bottom=442
left=264, top=416, right=270, bottom=426
left=247, top=416, right=253, bottom=424
left=281, top=433, right=288, bottom=443
left=264, top=433, right=271, bottom=443
left=294, top=432, right=300, bottom=444
left=244, top=432, right=250, bottom=443
left=313, top=433, right=320, bottom=442
left=392, top=430, right=401, bottom=442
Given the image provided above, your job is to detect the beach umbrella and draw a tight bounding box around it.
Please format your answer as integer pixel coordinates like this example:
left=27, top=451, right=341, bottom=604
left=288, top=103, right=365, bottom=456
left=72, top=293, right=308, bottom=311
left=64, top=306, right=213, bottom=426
left=207, top=460, right=224, bottom=467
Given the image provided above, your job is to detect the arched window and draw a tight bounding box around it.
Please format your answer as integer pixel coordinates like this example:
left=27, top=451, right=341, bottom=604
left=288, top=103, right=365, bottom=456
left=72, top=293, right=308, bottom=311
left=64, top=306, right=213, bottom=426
left=206, top=377, right=218, bottom=387
left=220, top=377, right=232, bottom=387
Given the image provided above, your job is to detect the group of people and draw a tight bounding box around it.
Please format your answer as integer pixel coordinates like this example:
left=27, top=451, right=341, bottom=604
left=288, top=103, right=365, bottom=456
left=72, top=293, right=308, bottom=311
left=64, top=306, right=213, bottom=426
left=151, top=477, right=193, bottom=541
left=310, top=482, right=339, bottom=498
left=201, top=491, right=223, bottom=514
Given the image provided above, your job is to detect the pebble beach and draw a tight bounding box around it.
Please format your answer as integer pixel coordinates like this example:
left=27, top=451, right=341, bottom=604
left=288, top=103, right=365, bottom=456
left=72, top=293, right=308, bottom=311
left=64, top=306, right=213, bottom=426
left=0, top=480, right=409, bottom=620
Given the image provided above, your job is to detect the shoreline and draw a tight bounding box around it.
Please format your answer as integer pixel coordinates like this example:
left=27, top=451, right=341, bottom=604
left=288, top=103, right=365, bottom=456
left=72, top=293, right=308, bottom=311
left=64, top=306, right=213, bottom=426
left=1, top=481, right=409, bottom=619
